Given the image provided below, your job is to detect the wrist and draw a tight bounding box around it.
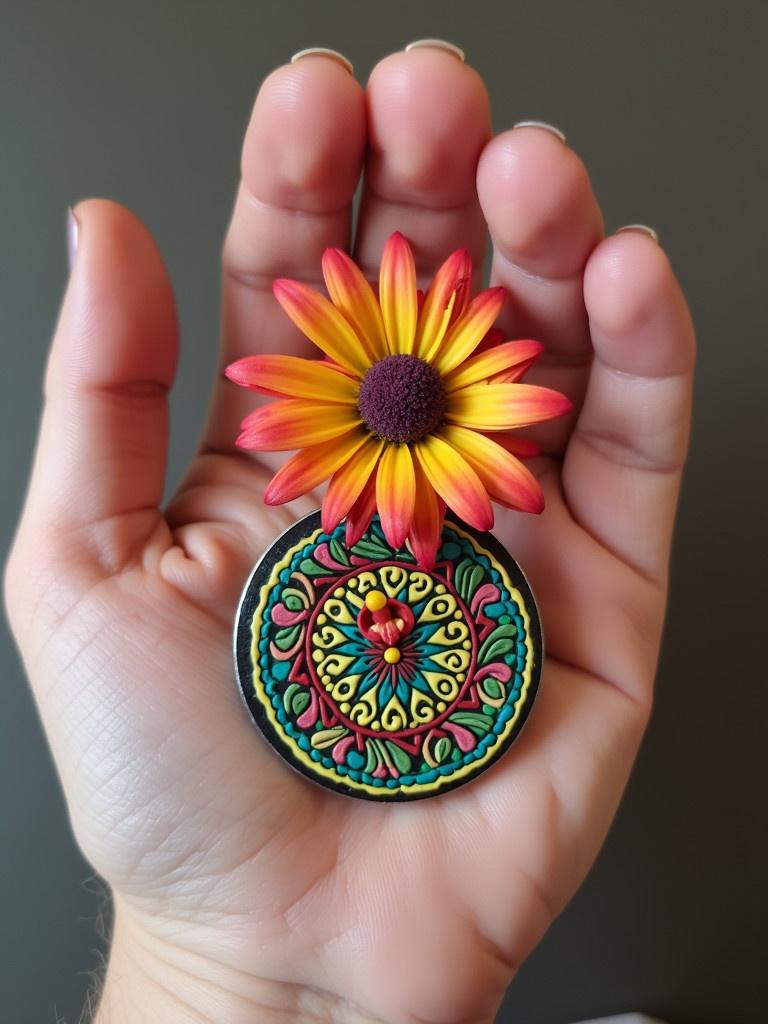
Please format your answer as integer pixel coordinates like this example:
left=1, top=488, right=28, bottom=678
left=93, top=901, right=380, bottom=1024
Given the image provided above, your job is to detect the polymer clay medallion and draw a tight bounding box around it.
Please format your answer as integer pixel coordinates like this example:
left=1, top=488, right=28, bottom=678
left=235, top=511, right=542, bottom=800
left=227, top=231, right=569, bottom=800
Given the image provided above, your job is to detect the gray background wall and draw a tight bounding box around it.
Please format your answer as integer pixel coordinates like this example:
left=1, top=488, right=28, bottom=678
left=1, top=2, right=765, bottom=1022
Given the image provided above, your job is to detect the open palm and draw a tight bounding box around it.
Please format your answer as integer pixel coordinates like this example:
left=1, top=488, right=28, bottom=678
left=6, top=48, right=694, bottom=1024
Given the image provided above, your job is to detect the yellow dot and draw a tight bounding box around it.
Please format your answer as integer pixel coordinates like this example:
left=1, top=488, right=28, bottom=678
left=457, top=673, right=466, bottom=682
left=321, top=674, right=331, bottom=686
left=383, top=646, right=401, bottom=664
left=436, top=584, right=446, bottom=594
left=334, top=587, right=345, bottom=598
left=437, top=701, right=447, bottom=712
left=317, top=613, right=327, bottom=625
left=462, top=640, right=472, bottom=650
left=348, top=577, right=358, bottom=588
left=312, top=650, right=323, bottom=663
left=454, top=610, right=462, bottom=619
left=365, top=589, right=387, bottom=611
left=340, top=702, right=351, bottom=713
left=371, top=720, right=381, bottom=730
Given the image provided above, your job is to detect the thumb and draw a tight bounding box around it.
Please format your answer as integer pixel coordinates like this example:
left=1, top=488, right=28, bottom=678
left=6, top=199, right=178, bottom=639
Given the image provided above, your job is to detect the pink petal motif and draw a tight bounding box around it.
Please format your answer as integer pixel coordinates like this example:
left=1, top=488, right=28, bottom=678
left=376, top=443, right=416, bottom=549
left=417, top=248, right=472, bottom=360
left=225, top=354, right=359, bottom=403
left=446, top=383, right=573, bottom=431
left=322, top=248, right=387, bottom=362
left=439, top=425, right=544, bottom=514
left=432, top=287, right=507, bottom=375
left=443, top=721, right=476, bottom=752
left=238, top=399, right=360, bottom=451
left=379, top=232, right=418, bottom=354
left=272, top=278, right=370, bottom=376
left=263, top=430, right=369, bottom=505
left=414, top=434, right=493, bottom=532
left=443, top=339, right=544, bottom=392
left=322, top=438, right=385, bottom=533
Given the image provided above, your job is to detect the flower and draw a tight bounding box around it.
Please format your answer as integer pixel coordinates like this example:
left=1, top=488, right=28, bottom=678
left=226, top=232, right=571, bottom=567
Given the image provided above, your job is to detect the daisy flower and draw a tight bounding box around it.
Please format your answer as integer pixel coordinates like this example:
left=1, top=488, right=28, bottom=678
left=226, top=232, right=571, bottom=567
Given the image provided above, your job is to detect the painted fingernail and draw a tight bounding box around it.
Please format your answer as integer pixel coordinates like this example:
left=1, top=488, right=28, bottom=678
left=67, top=206, right=80, bottom=270
left=513, top=121, right=567, bottom=144
left=616, top=223, right=659, bottom=244
left=290, top=47, right=354, bottom=75
left=404, top=39, right=465, bottom=62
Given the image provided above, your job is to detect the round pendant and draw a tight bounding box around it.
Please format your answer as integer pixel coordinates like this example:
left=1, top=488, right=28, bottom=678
left=234, top=511, right=542, bottom=801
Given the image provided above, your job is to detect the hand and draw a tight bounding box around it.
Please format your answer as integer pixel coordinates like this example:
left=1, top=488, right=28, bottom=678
left=5, top=45, right=694, bottom=1024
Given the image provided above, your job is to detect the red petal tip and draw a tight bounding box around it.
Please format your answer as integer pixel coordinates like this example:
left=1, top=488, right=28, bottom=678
left=321, top=502, right=343, bottom=534
left=271, top=277, right=296, bottom=299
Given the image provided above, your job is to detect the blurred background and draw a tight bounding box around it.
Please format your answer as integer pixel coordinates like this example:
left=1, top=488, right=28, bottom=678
left=1, top=1, right=766, bottom=1021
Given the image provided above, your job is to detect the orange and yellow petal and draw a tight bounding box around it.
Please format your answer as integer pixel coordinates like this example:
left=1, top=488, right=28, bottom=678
left=407, top=459, right=443, bottom=569
left=414, top=434, right=493, bottom=532
left=376, top=443, right=416, bottom=549
left=446, top=383, right=572, bottom=431
left=443, top=339, right=544, bottom=392
left=345, top=468, right=378, bottom=547
left=263, top=430, right=369, bottom=505
left=417, top=248, right=472, bottom=361
left=322, top=248, right=387, bottom=362
left=432, top=287, right=507, bottom=375
left=272, top=279, right=370, bottom=377
left=439, top=425, right=544, bottom=514
left=379, top=232, right=418, bottom=355
left=238, top=399, right=361, bottom=451
left=322, top=437, right=385, bottom=533
left=225, top=355, right=359, bottom=403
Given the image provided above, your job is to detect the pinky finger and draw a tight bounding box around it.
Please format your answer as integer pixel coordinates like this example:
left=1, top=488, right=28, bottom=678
left=562, top=230, right=696, bottom=584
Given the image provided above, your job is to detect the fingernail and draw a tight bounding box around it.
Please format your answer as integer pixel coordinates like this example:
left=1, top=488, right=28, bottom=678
left=404, top=39, right=465, bottom=62
left=513, top=120, right=567, bottom=144
left=616, top=223, right=659, bottom=244
left=290, top=47, right=354, bottom=75
left=67, top=206, right=80, bottom=270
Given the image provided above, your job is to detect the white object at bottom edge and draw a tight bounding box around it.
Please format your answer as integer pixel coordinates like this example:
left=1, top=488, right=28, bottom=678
left=570, top=1015, right=670, bottom=1024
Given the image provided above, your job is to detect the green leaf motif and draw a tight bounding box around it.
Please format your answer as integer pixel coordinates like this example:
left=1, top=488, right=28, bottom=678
left=482, top=677, right=503, bottom=700
left=434, top=736, right=453, bottom=763
left=385, top=741, right=412, bottom=774
left=364, top=739, right=379, bottom=774
left=282, top=683, right=300, bottom=715
left=274, top=623, right=302, bottom=652
left=351, top=538, right=391, bottom=560
left=290, top=690, right=311, bottom=717
left=450, top=711, right=493, bottom=735
left=299, top=557, right=326, bottom=577
left=329, top=538, right=351, bottom=566
left=478, top=623, right=517, bottom=664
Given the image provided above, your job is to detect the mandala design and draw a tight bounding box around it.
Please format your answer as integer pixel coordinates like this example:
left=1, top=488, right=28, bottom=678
left=235, top=511, right=542, bottom=800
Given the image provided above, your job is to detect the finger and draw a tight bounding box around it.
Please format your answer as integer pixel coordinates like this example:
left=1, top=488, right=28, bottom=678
left=12, top=199, right=178, bottom=574
left=354, top=45, right=490, bottom=284
left=203, top=54, right=366, bottom=454
left=476, top=125, right=604, bottom=452
left=562, top=230, right=695, bottom=582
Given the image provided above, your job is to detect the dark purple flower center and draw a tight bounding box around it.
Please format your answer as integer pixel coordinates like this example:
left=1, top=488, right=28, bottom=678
left=358, top=355, right=446, bottom=444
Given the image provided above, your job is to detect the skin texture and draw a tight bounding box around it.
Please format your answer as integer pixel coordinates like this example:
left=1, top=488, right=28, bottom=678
left=5, top=48, right=695, bottom=1024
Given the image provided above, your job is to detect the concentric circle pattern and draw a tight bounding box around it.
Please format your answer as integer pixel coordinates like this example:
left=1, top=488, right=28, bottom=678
left=235, top=512, right=542, bottom=800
